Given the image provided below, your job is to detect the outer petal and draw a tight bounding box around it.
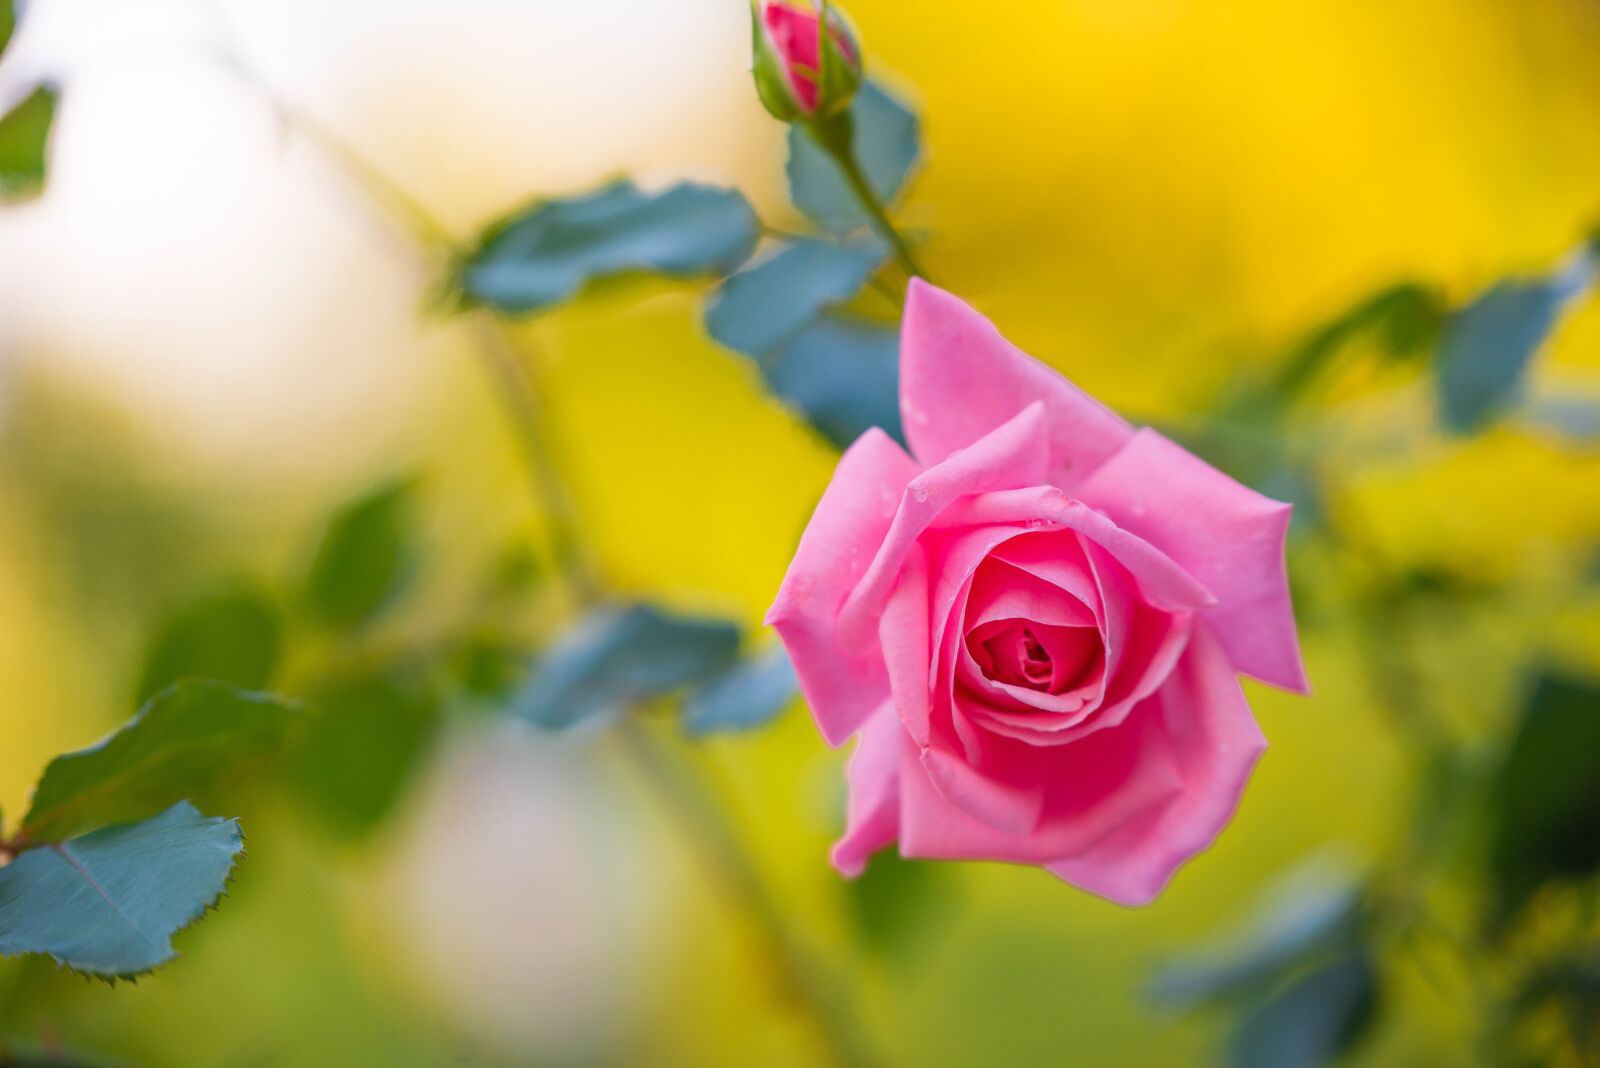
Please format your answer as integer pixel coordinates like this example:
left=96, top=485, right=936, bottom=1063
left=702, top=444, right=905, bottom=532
left=1076, top=428, right=1308, bottom=693
left=899, top=707, right=1182, bottom=863
left=831, top=703, right=905, bottom=877
left=899, top=280, right=1133, bottom=487
left=1045, top=624, right=1269, bottom=905
left=836, top=402, right=1051, bottom=646
left=766, top=429, right=922, bottom=746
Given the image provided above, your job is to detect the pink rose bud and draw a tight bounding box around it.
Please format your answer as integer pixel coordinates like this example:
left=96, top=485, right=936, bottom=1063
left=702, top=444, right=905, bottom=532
left=767, top=281, right=1310, bottom=905
left=751, top=1, right=862, bottom=123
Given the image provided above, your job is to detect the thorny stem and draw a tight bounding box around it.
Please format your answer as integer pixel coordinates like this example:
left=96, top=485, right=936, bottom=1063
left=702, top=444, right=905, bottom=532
left=216, top=34, right=869, bottom=1067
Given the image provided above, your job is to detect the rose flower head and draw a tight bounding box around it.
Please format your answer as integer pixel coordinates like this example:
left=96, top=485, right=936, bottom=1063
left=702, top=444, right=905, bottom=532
left=751, top=1, right=862, bottom=123
left=767, top=281, right=1309, bottom=905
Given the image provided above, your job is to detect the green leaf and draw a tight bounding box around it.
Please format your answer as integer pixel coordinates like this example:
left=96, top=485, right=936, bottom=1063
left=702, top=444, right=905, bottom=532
left=1487, top=671, right=1600, bottom=925
left=760, top=313, right=904, bottom=448
left=846, top=851, right=956, bottom=964
left=459, top=180, right=760, bottom=314
left=705, top=238, right=886, bottom=357
left=446, top=632, right=530, bottom=702
left=1227, top=952, right=1379, bottom=1068
left=285, top=668, right=439, bottom=840
left=1150, top=862, right=1364, bottom=1008
left=303, top=478, right=419, bottom=632
left=0, top=85, right=56, bottom=200
left=1250, top=281, right=1444, bottom=412
left=1, top=1, right=16, bottom=57
left=0, top=802, right=243, bottom=977
left=135, top=583, right=283, bottom=704
left=516, top=604, right=740, bottom=730
left=787, top=82, right=919, bottom=233
left=681, top=646, right=797, bottom=735
left=1437, top=246, right=1595, bottom=434
left=22, top=681, right=297, bottom=842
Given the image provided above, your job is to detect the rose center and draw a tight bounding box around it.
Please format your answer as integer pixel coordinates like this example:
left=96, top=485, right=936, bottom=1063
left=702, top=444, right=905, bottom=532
left=969, top=619, right=1101, bottom=695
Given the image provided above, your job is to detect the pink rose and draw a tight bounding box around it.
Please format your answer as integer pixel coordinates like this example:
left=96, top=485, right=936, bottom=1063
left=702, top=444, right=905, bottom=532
left=754, top=2, right=861, bottom=118
left=767, top=281, right=1308, bottom=905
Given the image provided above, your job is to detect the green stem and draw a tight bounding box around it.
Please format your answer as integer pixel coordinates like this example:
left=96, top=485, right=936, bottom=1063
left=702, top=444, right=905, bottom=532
left=809, top=122, right=928, bottom=281
left=616, top=721, right=873, bottom=1067
left=468, top=318, right=600, bottom=605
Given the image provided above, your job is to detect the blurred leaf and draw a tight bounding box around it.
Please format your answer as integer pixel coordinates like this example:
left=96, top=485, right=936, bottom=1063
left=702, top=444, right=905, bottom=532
left=285, top=668, right=440, bottom=840
left=681, top=646, right=797, bottom=736
left=1, top=0, right=15, bottom=56
left=787, top=82, right=920, bottom=233
left=1150, top=862, right=1364, bottom=1008
left=1487, top=671, right=1600, bottom=925
left=516, top=604, right=739, bottom=730
left=760, top=313, right=904, bottom=448
left=482, top=538, right=543, bottom=604
left=135, top=583, right=283, bottom=704
left=1437, top=246, right=1596, bottom=434
left=1227, top=952, right=1379, bottom=1068
left=459, top=180, right=759, bottom=313
left=446, top=632, right=530, bottom=702
left=22, top=681, right=296, bottom=843
left=1247, top=281, right=1445, bottom=414
left=1523, top=393, right=1600, bottom=442
left=0, top=85, right=54, bottom=200
left=1514, top=948, right=1600, bottom=1060
left=846, top=851, right=955, bottom=964
left=303, top=479, right=419, bottom=632
left=705, top=238, right=886, bottom=356
left=0, top=802, right=242, bottom=977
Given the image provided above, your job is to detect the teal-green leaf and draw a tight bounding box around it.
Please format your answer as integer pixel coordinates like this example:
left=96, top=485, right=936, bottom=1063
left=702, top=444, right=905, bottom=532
left=303, top=478, right=419, bottom=632
left=22, top=680, right=297, bottom=842
left=1524, top=393, right=1600, bottom=442
left=1488, top=671, right=1600, bottom=925
left=761, top=313, right=904, bottom=448
left=1437, top=246, right=1596, bottom=434
left=705, top=238, right=887, bottom=357
left=135, top=583, right=283, bottom=704
left=1150, top=862, right=1364, bottom=1008
left=459, top=180, right=759, bottom=314
left=787, top=82, right=920, bottom=233
left=0, top=802, right=242, bottom=977
left=0, top=84, right=56, bottom=200
left=285, top=668, right=440, bottom=840
left=1227, top=952, right=1379, bottom=1068
left=681, top=646, right=797, bottom=735
left=517, top=604, right=740, bottom=730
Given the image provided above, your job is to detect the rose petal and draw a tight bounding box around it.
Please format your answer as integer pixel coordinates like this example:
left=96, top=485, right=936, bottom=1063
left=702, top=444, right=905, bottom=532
left=762, top=3, right=822, bottom=109
left=1076, top=428, right=1308, bottom=693
left=899, top=280, right=1133, bottom=487
left=878, top=544, right=933, bottom=745
left=830, top=703, right=905, bottom=877
left=837, top=403, right=1051, bottom=647
left=942, top=487, right=1216, bottom=613
left=1044, top=624, right=1268, bottom=905
left=767, top=428, right=922, bottom=746
left=899, top=707, right=1182, bottom=862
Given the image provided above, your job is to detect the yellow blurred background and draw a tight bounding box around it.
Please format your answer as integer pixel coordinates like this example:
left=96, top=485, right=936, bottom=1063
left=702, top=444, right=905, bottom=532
left=0, top=0, right=1597, bottom=1064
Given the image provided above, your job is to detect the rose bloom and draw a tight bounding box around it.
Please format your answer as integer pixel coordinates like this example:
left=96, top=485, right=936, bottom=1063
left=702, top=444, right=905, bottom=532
left=767, top=281, right=1308, bottom=905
